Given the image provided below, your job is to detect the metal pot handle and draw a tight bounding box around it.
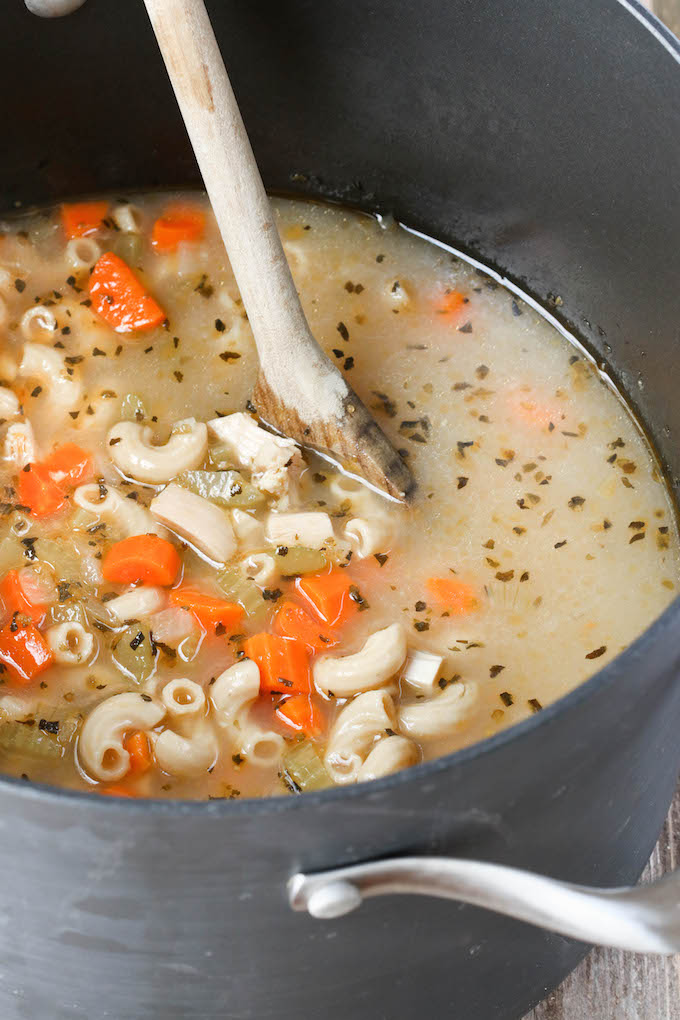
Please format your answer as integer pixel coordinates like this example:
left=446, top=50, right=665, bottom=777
left=288, top=856, right=680, bottom=955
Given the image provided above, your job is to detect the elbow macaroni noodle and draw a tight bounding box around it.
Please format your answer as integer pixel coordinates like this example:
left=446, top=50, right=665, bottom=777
left=314, top=624, right=408, bottom=697
left=107, top=418, right=208, bottom=484
left=398, top=681, right=479, bottom=740
left=324, top=690, right=397, bottom=784
left=153, top=680, right=218, bottom=777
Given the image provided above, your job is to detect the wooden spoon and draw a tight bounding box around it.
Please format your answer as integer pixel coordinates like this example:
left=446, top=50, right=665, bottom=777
left=142, top=0, right=414, bottom=502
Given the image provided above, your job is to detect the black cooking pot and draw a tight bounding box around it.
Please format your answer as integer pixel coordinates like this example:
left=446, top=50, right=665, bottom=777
left=2, top=1, right=680, bottom=1017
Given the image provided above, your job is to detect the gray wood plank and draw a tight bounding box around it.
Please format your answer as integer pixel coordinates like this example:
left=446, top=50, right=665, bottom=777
left=525, top=788, right=680, bottom=1019
left=653, top=0, right=680, bottom=38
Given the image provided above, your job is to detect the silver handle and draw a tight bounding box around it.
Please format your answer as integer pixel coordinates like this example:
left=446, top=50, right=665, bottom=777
left=25, top=0, right=86, bottom=15
left=289, top=856, right=680, bottom=955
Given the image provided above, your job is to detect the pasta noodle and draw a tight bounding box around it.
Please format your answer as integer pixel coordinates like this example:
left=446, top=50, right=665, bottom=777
left=65, top=237, right=101, bottom=271
left=314, top=624, right=407, bottom=697
left=398, top=681, right=479, bottom=740
left=153, top=679, right=218, bottom=777
left=241, top=553, right=277, bottom=585
left=210, top=660, right=285, bottom=767
left=343, top=515, right=392, bottom=558
left=110, top=203, right=143, bottom=234
left=324, top=690, right=397, bottom=784
left=107, top=418, right=208, bottom=483
left=357, top=734, right=420, bottom=782
left=79, top=691, right=165, bottom=782
left=46, top=622, right=94, bottom=666
left=20, top=305, right=57, bottom=343
left=19, top=343, right=82, bottom=412
left=4, top=421, right=35, bottom=470
left=74, top=482, right=167, bottom=538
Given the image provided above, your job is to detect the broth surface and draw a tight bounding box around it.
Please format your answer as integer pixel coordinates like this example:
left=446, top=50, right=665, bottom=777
left=0, top=193, right=676, bottom=798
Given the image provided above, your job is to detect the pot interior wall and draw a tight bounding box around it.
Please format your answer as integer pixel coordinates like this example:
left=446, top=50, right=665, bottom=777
left=4, top=0, right=680, bottom=499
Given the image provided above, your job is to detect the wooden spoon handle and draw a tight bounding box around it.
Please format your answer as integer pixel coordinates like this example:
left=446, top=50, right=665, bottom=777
left=142, top=0, right=317, bottom=367
left=143, top=0, right=414, bottom=501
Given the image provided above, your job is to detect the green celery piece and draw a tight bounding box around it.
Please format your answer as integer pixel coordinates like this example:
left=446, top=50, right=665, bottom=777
left=112, top=624, right=156, bottom=683
left=274, top=547, right=327, bottom=576
left=216, top=565, right=268, bottom=622
left=0, top=536, right=27, bottom=575
left=178, top=470, right=265, bottom=509
left=34, top=538, right=82, bottom=581
left=0, top=712, right=80, bottom=760
left=282, top=740, right=333, bottom=792
left=207, top=444, right=235, bottom=470
left=112, top=232, right=143, bottom=266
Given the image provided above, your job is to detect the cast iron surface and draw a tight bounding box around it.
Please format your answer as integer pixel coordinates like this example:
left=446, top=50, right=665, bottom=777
left=1, top=1, right=679, bottom=1018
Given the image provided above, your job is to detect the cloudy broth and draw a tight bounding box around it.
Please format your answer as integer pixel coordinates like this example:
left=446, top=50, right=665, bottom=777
left=0, top=193, right=675, bottom=799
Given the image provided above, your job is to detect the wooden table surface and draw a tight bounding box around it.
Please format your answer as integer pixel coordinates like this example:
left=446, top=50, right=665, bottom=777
left=526, top=1, right=680, bottom=1017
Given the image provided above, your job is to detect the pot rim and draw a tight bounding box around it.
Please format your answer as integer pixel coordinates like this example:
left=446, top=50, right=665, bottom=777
left=2, top=0, right=679, bottom=816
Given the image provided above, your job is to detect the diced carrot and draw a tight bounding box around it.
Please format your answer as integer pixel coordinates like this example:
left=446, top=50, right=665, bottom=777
left=42, top=443, right=94, bottom=488
left=436, top=289, right=466, bottom=317
left=151, top=203, right=206, bottom=253
left=102, top=535, right=181, bottom=586
left=61, top=200, right=109, bottom=239
left=98, top=785, right=136, bottom=798
left=17, top=463, right=66, bottom=518
left=0, top=622, right=53, bottom=686
left=426, top=577, right=479, bottom=615
left=508, top=391, right=560, bottom=430
left=17, top=444, right=94, bottom=518
left=243, top=633, right=311, bottom=696
left=296, top=570, right=359, bottom=628
left=89, top=252, right=166, bottom=333
left=123, top=731, right=152, bottom=775
left=273, top=601, right=338, bottom=653
left=169, top=588, right=243, bottom=632
left=0, top=570, right=46, bottom=627
left=276, top=694, right=325, bottom=737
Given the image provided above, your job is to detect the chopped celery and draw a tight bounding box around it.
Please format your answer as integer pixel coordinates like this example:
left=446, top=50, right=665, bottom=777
left=112, top=624, right=156, bottom=683
left=34, top=538, right=82, bottom=580
left=177, top=630, right=204, bottom=663
left=0, top=722, right=62, bottom=759
left=82, top=595, right=116, bottom=628
left=216, top=565, right=268, bottom=621
left=120, top=392, right=148, bottom=422
left=0, top=535, right=27, bottom=575
left=282, top=740, right=333, bottom=792
left=274, top=546, right=327, bottom=576
left=112, top=232, right=143, bottom=266
left=70, top=508, right=100, bottom=532
left=28, top=215, right=60, bottom=254
left=0, top=712, right=80, bottom=760
left=207, top=443, right=235, bottom=470
left=177, top=470, right=265, bottom=509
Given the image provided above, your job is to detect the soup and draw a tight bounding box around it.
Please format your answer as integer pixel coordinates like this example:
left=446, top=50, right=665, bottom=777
left=0, top=194, right=676, bottom=799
